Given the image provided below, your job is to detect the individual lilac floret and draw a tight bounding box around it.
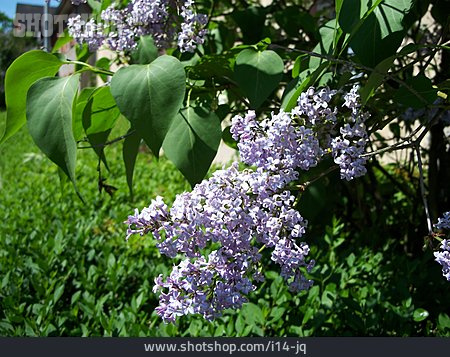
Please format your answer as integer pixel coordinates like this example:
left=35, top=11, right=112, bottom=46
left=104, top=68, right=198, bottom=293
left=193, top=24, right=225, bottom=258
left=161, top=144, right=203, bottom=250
left=435, top=211, right=450, bottom=230
left=434, top=240, right=450, bottom=281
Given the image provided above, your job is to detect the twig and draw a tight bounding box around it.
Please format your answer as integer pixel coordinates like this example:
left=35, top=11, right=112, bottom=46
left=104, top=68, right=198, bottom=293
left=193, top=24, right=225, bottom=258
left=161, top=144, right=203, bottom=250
left=205, top=0, right=217, bottom=28
left=420, top=18, right=449, bottom=75
left=301, top=165, right=339, bottom=187
left=66, top=60, right=115, bottom=76
left=361, top=142, right=413, bottom=158
left=291, top=165, right=339, bottom=208
left=362, top=113, right=442, bottom=159
left=415, top=144, right=433, bottom=236
left=78, top=130, right=136, bottom=149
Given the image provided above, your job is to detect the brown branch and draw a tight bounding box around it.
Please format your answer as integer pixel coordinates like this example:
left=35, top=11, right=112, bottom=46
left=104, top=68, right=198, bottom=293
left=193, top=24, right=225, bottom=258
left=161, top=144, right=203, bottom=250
left=415, top=144, right=433, bottom=236
left=77, top=130, right=137, bottom=150
left=301, top=165, right=340, bottom=187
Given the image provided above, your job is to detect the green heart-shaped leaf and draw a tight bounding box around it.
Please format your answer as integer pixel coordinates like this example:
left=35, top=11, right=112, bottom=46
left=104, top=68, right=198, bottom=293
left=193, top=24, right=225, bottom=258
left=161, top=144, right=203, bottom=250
left=123, top=128, right=142, bottom=196
left=131, top=36, right=158, bottom=64
left=163, top=106, right=221, bottom=187
left=110, top=55, right=186, bottom=157
left=341, top=0, right=414, bottom=66
left=234, top=49, right=284, bottom=109
left=82, top=86, right=120, bottom=170
left=26, top=74, right=80, bottom=188
left=395, top=75, right=438, bottom=109
left=73, top=87, right=96, bottom=141
left=1, top=50, right=63, bottom=144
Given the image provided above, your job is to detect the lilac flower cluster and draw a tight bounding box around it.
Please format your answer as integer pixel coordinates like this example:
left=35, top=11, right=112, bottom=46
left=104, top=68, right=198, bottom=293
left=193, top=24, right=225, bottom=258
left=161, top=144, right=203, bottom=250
left=67, top=16, right=104, bottom=51
left=127, top=163, right=314, bottom=322
left=433, top=212, right=450, bottom=282
left=230, top=109, right=321, bottom=175
left=293, top=87, right=337, bottom=124
left=231, top=86, right=369, bottom=181
left=69, top=0, right=207, bottom=52
left=434, top=239, right=450, bottom=281
left=435, top=212, right=450, bottom=230
left=178, top=0, right=208, bottom=53
left=126, top=86, right=369, bottom=322
left=331, top=87, right=369, bottom=180
left=434, top=240, right=450, bottom=281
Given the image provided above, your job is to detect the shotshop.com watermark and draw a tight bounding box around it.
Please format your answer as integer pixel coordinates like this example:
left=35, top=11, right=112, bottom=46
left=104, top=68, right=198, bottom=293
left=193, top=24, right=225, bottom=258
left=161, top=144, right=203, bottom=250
left=143, top=340, right=307, bottom=355
left=13, top=13, right=109, bottom=38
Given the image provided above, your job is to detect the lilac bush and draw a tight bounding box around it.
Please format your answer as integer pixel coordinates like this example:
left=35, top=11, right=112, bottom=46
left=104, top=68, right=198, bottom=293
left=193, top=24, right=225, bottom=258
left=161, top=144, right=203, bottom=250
left=69, top=0, right=207, bottom=52
left=126, top=86, right=371, bottom=322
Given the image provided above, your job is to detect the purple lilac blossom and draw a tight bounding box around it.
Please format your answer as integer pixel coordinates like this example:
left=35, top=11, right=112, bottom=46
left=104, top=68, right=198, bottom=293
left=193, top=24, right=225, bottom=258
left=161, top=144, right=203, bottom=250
left=433, top=213, right=450, bottom=282
left=401, top=99, right=450, bottom=125
left=230, top=86, right=343, bottom=174
left=126, top=86, right=370, bottom=322
left=435, top=212, right=450, bottom=230
left=152, top=250, right=260, bottom=322
left=67, top=15, right=105, bottom=51
left=231, top=110, right=322, bottom=172
left=126, top=163, right=313, bottom=322
left=232, top=85, right=369, bottom=181
left=177, top=0, right=208, bottom=53
left=69, top=0, right=207, bottom=52
left=330, top=86, right=369, bottom=180
left=434, top=239, right=450, bottom=282
left=293, top=86, right=337, bottom=125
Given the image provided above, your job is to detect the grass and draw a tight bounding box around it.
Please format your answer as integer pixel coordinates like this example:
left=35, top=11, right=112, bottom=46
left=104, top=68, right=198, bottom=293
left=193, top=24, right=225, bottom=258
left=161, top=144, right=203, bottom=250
left=0, top=111, right=192, bottom=336
left=0, top=111, right=449, bottom=337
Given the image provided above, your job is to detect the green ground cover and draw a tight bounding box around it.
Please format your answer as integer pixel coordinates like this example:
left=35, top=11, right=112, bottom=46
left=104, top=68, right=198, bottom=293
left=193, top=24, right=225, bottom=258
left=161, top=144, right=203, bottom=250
left=1, top=111, right=449, bottom=336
